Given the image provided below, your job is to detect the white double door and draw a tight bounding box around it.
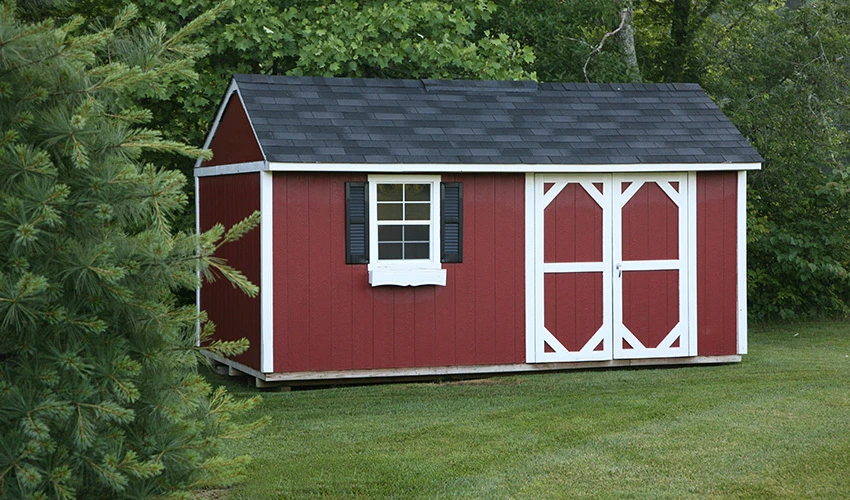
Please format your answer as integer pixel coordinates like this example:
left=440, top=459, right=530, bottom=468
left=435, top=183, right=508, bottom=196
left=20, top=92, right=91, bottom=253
left=528, top=173, right=695, bottom=363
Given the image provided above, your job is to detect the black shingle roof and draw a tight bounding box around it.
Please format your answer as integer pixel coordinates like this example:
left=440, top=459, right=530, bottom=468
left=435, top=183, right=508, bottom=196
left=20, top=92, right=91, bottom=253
left=230, top=74, right=762, bottom=165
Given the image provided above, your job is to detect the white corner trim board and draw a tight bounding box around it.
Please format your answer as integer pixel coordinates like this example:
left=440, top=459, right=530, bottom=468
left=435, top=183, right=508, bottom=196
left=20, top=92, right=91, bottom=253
left=194, top=176, right=202, bottom=347
left=259, top=171, right=275, bottom=373
left=737, top=170, right=748, bottom=355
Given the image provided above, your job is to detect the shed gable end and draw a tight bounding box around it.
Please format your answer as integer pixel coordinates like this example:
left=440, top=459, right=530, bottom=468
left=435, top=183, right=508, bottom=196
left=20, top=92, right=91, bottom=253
left=202, top=92, right=265, bottom=167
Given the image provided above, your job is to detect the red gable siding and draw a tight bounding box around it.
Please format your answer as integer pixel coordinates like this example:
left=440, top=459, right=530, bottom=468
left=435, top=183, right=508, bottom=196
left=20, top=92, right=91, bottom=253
left=198, top=173, right=262, bottom=369
left=202, top=93, right=264, bottom=167
left=271, top=172, right=526, bottom=373
left=697, top=171, right=739, bottom=355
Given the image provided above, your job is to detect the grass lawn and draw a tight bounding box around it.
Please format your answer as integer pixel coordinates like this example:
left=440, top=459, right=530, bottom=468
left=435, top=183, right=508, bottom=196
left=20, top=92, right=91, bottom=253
left=209, top=321, right=850, bottom=499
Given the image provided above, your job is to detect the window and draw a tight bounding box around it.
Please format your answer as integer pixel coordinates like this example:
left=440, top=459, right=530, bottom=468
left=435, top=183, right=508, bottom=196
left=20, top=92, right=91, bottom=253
left=345, top=176, right=462, bottom=287
left=368, top=175, right=444, bottom=286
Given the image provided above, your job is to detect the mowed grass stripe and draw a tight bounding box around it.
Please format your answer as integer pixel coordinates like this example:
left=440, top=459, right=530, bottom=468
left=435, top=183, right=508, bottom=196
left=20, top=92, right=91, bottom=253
left=211, top=321, right=850, bottom=499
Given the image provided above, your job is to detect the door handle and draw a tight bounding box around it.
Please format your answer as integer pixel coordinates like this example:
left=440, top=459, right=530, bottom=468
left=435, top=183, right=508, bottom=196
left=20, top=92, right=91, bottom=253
left=616, top=263, right=622, bottom=278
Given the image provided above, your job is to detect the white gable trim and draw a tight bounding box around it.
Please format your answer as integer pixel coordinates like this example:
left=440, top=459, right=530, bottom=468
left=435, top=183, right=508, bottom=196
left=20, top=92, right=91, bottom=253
left=193, top=79, right=268, bottom=169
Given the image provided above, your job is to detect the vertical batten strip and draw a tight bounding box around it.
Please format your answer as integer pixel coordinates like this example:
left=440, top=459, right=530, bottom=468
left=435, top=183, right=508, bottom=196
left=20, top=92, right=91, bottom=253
left=260, top=170, right=275, bottom=372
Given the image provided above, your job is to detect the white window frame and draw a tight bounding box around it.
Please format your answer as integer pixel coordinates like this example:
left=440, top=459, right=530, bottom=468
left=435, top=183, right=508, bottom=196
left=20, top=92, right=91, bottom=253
left=367, top=174, right=446, bottom=286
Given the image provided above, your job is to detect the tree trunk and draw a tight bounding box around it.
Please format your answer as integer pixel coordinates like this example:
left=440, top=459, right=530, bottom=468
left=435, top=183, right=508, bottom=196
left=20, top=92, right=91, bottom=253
left=617, top=1, right=641, bottom=81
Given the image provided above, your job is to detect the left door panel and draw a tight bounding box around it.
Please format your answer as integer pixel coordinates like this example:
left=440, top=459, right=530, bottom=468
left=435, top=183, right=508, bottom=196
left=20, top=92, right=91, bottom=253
left=532, top=175, right=613, bottom=362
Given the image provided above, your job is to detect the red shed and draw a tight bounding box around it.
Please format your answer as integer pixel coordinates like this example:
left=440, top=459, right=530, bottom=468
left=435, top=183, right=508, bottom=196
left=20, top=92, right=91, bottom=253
left=195, top=75, right=761, bottom=387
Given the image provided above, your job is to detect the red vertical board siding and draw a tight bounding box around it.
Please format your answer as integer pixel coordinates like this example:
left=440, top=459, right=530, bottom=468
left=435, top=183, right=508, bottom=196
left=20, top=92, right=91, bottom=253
left=372, top=288, right=396, bottom=368
left=307, top=176, right=333, bottom=369
left=272, top=174, right=288, bottom=370
left=280, top=174, right=311, bottom=372
left=514, top=178, right=527, bottom=359
left=201, top=94, right=264, bottom=167
left=350, top=276, right=374, bottom=369
left=474, top=176, right=497, bottom=365
left=494, top=176, right=521, bottom=364
left=413, top=287, right=437, bottom=367
left=270, top=172, right=525, bottom=373
left=434, top=259, right=457, bottom=367
left=452, top=174, right=478, bottom=366
left=329, top=179, right=354, bottom=371
left=697, top=171, right=739, bottom=355
left=198, top=174, right=261, bottom=370
left=393, top=288, right=416, bottom=368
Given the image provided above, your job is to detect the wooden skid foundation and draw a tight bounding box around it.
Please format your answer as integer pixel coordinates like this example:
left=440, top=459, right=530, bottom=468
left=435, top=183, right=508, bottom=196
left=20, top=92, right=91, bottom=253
left=203, top=351, right=741, bottom=390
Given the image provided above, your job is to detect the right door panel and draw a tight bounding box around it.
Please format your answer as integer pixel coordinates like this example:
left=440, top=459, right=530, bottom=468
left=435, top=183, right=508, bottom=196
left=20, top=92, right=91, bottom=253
left=613, top=174, right=689, bottom=359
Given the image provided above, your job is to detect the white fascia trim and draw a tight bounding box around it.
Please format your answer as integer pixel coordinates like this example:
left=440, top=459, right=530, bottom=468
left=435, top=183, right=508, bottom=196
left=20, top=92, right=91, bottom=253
left=524, top=173, right=536, bottom=363
left=194, top=79, right=268, bottom=169
left=260, top=171, right=275, bottom=372
left=269, top=162, right=763, bottom=173
left=737, top=170, right=748, bottom=355
left=194, top=161, right=267, bottom=177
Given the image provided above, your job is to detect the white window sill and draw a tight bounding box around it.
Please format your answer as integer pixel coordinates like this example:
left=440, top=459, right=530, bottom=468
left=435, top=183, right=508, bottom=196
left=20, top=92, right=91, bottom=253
left=368, top=268, right=447, bottom=287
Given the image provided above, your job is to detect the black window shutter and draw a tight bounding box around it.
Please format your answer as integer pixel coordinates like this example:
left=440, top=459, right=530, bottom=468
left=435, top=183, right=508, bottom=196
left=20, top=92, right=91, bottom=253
left=441, top=182, right=463, bottom=263
left=345, top=182, right=369, bottom=264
